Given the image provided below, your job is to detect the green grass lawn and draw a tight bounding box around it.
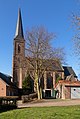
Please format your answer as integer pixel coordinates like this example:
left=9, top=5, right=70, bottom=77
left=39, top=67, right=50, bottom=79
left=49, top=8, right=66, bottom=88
left=0, top=106, right=80, bottom=119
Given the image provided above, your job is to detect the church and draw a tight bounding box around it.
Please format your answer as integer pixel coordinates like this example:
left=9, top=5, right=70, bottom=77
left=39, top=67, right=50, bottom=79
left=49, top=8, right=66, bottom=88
left=12, top=9, right=80, bottom=99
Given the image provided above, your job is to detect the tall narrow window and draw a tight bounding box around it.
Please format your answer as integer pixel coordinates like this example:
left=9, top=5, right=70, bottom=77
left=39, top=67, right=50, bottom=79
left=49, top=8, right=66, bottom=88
left=18, top=44, right=20, bottom=53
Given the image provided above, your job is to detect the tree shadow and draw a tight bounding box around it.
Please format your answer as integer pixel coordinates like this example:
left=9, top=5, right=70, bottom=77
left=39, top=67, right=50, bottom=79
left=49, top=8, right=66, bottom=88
left=0, top=105, right=17, bottom=113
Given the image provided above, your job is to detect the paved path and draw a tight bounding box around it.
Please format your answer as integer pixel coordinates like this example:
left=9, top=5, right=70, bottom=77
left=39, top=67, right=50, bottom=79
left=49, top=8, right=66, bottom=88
left=17, top=99, right=80, bottom=108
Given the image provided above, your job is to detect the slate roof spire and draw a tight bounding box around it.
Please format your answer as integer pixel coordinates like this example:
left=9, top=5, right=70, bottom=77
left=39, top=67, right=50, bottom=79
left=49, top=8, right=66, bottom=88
left=15, top=8, right=24, bottom=38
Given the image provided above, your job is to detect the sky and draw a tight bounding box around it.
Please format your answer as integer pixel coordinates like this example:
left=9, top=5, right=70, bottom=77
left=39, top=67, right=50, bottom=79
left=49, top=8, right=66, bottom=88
left=0, top=0, right=80, bottom=77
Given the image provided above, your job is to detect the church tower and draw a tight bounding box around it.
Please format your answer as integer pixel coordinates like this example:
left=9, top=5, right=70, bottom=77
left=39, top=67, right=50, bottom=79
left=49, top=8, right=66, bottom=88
left=13, top=9, right=25, bottom=88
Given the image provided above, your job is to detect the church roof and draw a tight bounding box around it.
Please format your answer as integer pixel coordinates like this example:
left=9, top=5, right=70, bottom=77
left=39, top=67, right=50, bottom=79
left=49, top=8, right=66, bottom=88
left=43, top=59, right=63, bottom=71
left=57, top=80, right=80, bottom=86
left=0, top=72, right=18, bottom=88
left=15, top=8, right=24, bottom=39
left=26, top=57, right=63, bottom=71
left=0, top=72, right=11, bottom=85
left=63, top=66, right=77, bottom=78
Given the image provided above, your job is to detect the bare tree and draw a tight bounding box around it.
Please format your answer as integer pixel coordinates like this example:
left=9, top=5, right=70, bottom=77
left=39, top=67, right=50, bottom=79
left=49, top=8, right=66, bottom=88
left=25, top=26, right=64, bottom=99
left=71, top=0, right=80, bottom=56
left=71, top=13, right=80, bottom=56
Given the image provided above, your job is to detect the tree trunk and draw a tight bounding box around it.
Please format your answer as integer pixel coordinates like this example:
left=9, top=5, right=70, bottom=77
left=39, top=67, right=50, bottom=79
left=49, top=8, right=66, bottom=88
left=40, top=87, right=42, bottom=99
left=35, top=72, right=41, bottom=100
left=37, top=82, right=40, bottom=100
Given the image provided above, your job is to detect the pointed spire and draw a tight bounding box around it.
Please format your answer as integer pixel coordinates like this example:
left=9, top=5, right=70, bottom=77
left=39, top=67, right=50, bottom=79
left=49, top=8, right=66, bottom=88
left=15, top=8, right=24, bottom=38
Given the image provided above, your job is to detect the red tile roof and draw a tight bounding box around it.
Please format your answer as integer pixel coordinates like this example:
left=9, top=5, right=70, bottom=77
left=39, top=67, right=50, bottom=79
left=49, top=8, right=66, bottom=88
left=57, top=80, right=80, bottom=86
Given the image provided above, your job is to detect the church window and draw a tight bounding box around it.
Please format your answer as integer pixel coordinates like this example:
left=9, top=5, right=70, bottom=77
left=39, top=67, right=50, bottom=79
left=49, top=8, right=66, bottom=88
left=47, top=72, right=53, bottom=89
left=18, top=44, right=21, bottom=53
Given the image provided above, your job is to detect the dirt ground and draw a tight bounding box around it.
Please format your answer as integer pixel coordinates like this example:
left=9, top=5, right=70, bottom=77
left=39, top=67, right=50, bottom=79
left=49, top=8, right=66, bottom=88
left=17, top=99, right=80, bottom=108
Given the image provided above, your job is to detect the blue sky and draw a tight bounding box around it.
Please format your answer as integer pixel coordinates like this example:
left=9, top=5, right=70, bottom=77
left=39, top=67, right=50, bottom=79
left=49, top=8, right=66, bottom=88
left=0, top=0, right=80, bottom=77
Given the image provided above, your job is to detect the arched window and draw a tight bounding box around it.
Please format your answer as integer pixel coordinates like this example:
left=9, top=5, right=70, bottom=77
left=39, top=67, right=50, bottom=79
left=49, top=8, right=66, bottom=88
left=18, top=44, right=20, bottom=53
left=47, top=72, right=53, bottom=89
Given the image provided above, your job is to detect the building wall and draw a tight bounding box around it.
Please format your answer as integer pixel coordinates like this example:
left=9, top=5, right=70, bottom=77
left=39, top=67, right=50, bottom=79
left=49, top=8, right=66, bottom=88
left=56, top=84, right=71, bottom=99
left=0, top=78, right=6, bottom=96
left=56, top=83, right=80, bottom=99
left=13, top=36, right=64, bottom=90
left=65, top=86, right=71, bottom=99
left=13, top=38, right=25, bottom=88
left=71, top=87, right=80, bottom=99
left=6, top=86, right=18, bottom=96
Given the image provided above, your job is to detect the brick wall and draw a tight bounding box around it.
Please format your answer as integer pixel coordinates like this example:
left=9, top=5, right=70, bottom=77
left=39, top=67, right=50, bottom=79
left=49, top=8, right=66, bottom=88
left=65, top=86, right=71, bottom=99
left=0, top=78, right=6, bottom=96
left=6, top=86, right=18, bottom=96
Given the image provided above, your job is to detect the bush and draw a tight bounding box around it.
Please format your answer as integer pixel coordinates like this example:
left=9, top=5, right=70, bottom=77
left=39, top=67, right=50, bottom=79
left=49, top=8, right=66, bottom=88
left=22, top=74, right=34, bottom=95
left=56, top=76, right=62, bottom=84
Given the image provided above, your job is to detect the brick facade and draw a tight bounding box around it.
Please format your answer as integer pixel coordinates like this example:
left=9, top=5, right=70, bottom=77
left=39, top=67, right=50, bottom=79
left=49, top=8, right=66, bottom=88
left=0, top=73, right=18, bottom=97
left=56, top=80, right=80, bottom=99
left=12, top=9, right=64, bottom=91
left=0, top=78, right=6, bottom=96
